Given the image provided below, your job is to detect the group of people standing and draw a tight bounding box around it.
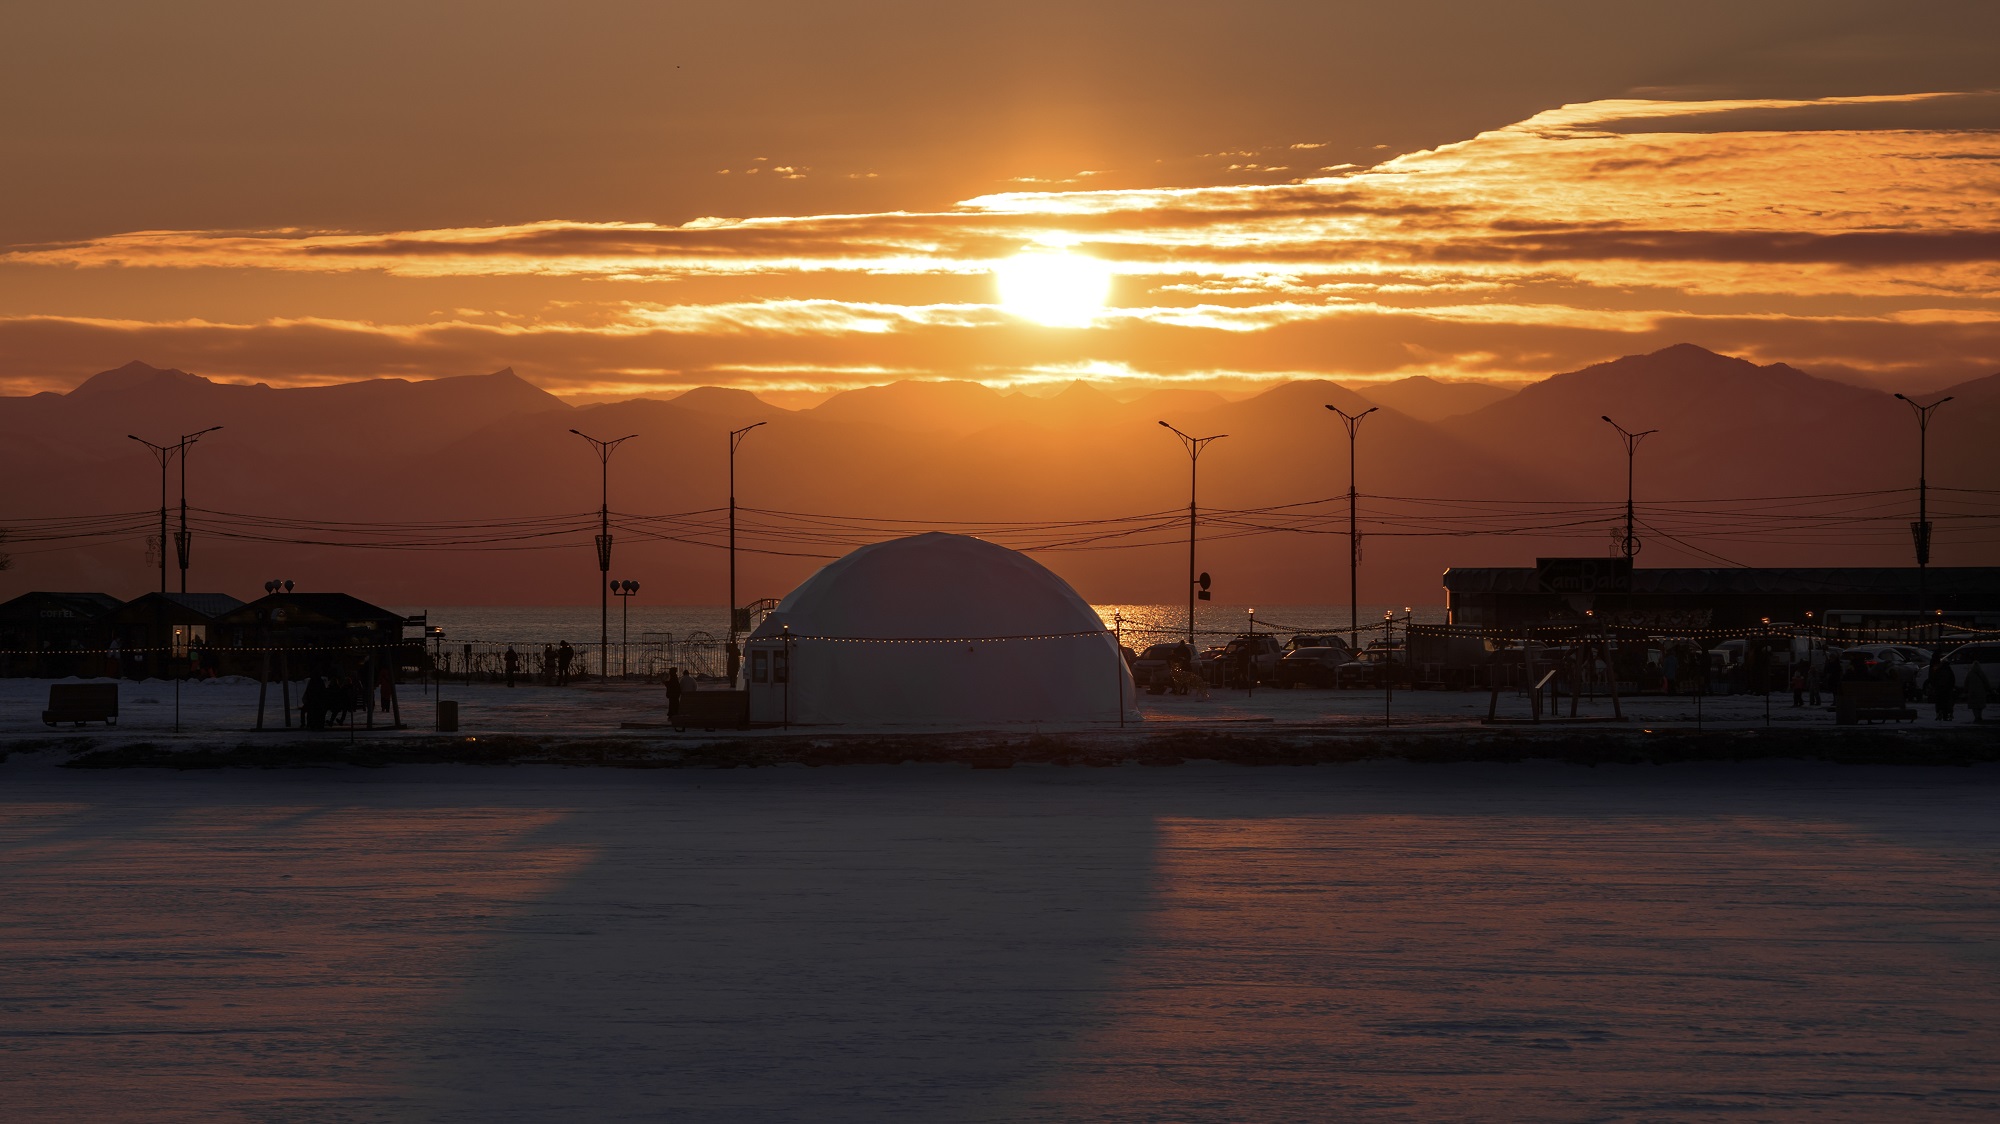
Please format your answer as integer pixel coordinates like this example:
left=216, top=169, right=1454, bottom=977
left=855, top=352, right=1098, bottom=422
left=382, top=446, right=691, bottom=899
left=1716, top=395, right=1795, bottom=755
left=499, top=641, right=577, bottom=687
left=1923, top=657, right=1990, bottom=722
left=491, top=645, right=702, bottom=719
left=298, top=668, right=397, bottom=729
left=1788, top=651, right=1991, bottom=721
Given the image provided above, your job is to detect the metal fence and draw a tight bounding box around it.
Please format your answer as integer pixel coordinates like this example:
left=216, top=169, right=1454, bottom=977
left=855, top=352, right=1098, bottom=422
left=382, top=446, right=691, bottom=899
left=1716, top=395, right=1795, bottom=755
left=425, top=632, right=734, bottom=684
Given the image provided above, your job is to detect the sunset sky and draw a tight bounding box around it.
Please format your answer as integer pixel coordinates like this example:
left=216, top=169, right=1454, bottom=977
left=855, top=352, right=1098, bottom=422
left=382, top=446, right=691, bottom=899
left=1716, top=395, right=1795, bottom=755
left=4, top=1, right=1999, bottom=404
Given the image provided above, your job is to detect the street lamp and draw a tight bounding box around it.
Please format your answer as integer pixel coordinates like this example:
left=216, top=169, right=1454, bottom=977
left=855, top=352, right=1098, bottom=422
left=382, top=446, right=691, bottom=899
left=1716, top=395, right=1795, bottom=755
left=175, top=426, right=221, bottom=593
left=570, top=429, right=638, bottom=681
left=1601, top=416, right=1658, bottom=559
left=728, top=421, right=767, bottom=682
left=611, top=580, right=640, bottom=677
left=1325, top=404, right=1377, bottom=650
left=127, top=435, right=177, bottom=594
left=1893, top=393, right=1952, bottom=614
left=1160, top=421, right=1226, bottom=653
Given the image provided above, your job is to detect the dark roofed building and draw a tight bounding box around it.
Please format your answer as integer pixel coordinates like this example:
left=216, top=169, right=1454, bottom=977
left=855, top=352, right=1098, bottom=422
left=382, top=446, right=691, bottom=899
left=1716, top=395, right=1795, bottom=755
left=0, top=591, right=123, bottom=677
left=210, top=592, right=412, bottom=677
left=112, top=592, right=247, bottom=679
left=1444, top=565, right=2000, bottom=631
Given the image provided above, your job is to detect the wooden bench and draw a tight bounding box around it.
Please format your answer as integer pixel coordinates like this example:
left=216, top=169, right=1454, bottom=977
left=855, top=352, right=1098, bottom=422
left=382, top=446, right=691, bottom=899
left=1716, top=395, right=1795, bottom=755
left=1837, top=679, right=1915, bottom=725
left=42, top=683, right=119, bottom=727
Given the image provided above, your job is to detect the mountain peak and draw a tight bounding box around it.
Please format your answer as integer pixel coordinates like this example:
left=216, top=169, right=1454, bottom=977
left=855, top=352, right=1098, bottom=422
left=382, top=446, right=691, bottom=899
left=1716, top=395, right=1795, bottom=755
left=68, top=361, right=211, bottom=397
left=666, top=385, right=784, bottom=416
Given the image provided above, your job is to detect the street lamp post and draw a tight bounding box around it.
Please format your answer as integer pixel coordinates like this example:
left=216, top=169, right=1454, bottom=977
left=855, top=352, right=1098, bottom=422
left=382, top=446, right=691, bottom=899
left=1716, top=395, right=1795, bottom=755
left=1159, top=421, right=1227, bottom=653
left=132, top=426, right=224, bottom=596
left=175, top=426, right=222, bottom=593
left=570, top=429, right=638, bottom=681
left=1893, top=393, right=1952, bottom=617
left=728, top=421, right=767, bottom=683
left=611, top=580, right=640, bottom=676
left=1601, top=416, right=1658, bottom=559
left=1325, top=405, right=1377, bottom=650
left=127, top=435, right=175, bottom=594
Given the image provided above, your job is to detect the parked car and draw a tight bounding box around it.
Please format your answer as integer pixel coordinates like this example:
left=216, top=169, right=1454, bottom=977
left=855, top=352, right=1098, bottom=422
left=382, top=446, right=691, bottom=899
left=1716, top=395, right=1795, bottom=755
left=1181, top=643, right=1221, bottom=684
left=1217, top=634, right=1286, bottom=687
left=1132, top=642, right=1192, bottom=694
left=1840, top=645, right=1927, bottom=694
left=1285, top=633, right=1351, bottom=654
left=1335, top=646, right=1402, bottom=688
left=1276, top=646, right=1354, bottom=688
left=1940, top=641, right=2000, bottom=693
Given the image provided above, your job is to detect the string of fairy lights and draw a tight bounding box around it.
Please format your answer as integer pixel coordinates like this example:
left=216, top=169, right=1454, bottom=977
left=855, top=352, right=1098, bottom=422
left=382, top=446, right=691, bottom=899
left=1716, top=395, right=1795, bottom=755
left=8, top=486, right=2000, bottom=563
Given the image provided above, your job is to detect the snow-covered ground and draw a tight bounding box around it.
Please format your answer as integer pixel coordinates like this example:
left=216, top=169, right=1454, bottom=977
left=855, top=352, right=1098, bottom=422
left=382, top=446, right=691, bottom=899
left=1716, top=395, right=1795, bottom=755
left=1, top=762, right=1997, bottom=1120
left=2, top=673, right=1947, bottom=743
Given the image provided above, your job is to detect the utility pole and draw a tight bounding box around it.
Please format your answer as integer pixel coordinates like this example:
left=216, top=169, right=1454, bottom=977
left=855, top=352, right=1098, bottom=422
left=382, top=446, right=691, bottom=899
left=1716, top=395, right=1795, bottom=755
left=728, top=421, right=766, bottom=683
left=1325, top=405, right=1377, bottom=650
left=1159, top=421, right=1226, bottom=653
left=570, top=429, right=638, bottom=681
left=127, top=435, right=177, bottom=594
left=176, top=426, right=222, bottom=593
left=1894, top=393, right=1952, bottom=616
left=1601, top=416, right=1658, bottom=559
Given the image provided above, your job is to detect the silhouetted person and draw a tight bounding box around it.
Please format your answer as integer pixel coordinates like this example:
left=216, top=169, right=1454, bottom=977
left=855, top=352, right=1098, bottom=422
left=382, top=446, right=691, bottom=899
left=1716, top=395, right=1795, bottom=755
left=302, top=674, right=328, bottom=730
left=1965, top=662, right=1991, bottom=722
left=1928, top=658, right=1956, bottom=721
left=543, top=644, right=556, bottom=686
left=557, top=641, right=574, bottom=685
left=1789, top=659, right=1807, bottom=708
left=504, top=646, right=520, bottom=688
left=665, top=667, right=682, bottom=719
left=377, top=666, right=397, bottom=716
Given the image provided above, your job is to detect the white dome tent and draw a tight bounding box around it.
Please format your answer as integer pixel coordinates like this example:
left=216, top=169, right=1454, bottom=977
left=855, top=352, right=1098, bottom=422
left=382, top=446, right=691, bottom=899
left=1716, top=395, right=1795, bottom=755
left=743, top=533, right=1138, bottom=726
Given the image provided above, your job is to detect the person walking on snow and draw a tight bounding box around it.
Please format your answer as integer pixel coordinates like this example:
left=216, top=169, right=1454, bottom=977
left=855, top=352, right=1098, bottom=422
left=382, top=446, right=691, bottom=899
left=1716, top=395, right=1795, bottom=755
left=1928, top=657, right=1957, bottom=721
left=1962, top=662, right=1990, bottom=723
left=503, top=646, right=520, bottom=688
left=665, top=667, right=682, bottom=720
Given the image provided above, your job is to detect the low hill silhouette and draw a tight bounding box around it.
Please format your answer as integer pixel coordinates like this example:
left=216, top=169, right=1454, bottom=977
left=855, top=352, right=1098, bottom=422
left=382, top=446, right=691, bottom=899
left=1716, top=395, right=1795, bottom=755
left=1, top=346, right=1993, bottom=605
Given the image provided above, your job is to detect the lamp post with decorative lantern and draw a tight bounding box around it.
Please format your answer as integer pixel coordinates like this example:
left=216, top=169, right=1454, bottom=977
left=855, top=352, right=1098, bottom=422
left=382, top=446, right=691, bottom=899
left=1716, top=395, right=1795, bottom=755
left=612, top=580, right=640, bottom=677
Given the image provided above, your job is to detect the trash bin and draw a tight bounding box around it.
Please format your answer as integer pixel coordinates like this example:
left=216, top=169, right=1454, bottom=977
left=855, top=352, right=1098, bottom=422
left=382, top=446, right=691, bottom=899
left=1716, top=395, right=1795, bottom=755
left=437, top=699, right=459, bottom=732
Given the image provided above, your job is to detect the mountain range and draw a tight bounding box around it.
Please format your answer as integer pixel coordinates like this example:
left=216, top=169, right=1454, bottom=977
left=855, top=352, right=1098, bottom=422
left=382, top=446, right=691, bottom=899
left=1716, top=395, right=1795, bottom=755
left=3, top=346, right=1994, bottom=607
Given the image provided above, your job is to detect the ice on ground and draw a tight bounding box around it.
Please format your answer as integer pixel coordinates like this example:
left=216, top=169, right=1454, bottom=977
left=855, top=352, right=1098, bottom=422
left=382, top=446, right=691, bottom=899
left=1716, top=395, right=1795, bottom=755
left=0, top=673, right=1946, bottom=743
left=0, top=763, right=1997, bottom=1121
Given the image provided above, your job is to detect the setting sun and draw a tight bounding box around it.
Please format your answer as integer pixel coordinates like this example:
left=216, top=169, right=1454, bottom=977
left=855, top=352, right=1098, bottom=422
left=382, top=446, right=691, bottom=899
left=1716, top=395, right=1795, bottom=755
left=994, top=250, right=1113, bottom=327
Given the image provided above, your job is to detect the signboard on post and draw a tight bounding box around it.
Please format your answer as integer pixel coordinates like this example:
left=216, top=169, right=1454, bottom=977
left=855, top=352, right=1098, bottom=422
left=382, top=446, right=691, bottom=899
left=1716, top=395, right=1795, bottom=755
left=1535, top=557, right=1633, bottom=595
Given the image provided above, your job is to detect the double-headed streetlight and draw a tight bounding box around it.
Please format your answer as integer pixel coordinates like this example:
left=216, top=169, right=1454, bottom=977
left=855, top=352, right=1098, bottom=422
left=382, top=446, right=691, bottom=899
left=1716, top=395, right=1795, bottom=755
left=1894, top=393, right=1953, bottom=612
left=728, top=421, right=766, bottom=682
left=1601, top=416, right=1657, bottom=559
left=1159, top=421, right=1226, bottom=652
left=571, top=429, right=638, bottom=680
left=611, top=579, right=640, bottom=676
left=129, top=425, right=222, bottom=594
left=1325, top=404, right=1377, bottom=650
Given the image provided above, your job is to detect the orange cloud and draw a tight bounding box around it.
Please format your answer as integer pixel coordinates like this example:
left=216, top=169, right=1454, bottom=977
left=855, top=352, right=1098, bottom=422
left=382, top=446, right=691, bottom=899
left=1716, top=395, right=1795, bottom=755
left=4, top=92, right=1998, bottom=396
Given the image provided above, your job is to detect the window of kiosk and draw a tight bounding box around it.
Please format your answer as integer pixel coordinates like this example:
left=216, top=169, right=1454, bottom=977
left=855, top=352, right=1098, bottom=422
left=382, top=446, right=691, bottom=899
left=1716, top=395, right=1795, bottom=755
left=751, top=650, right=768, bottom=683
